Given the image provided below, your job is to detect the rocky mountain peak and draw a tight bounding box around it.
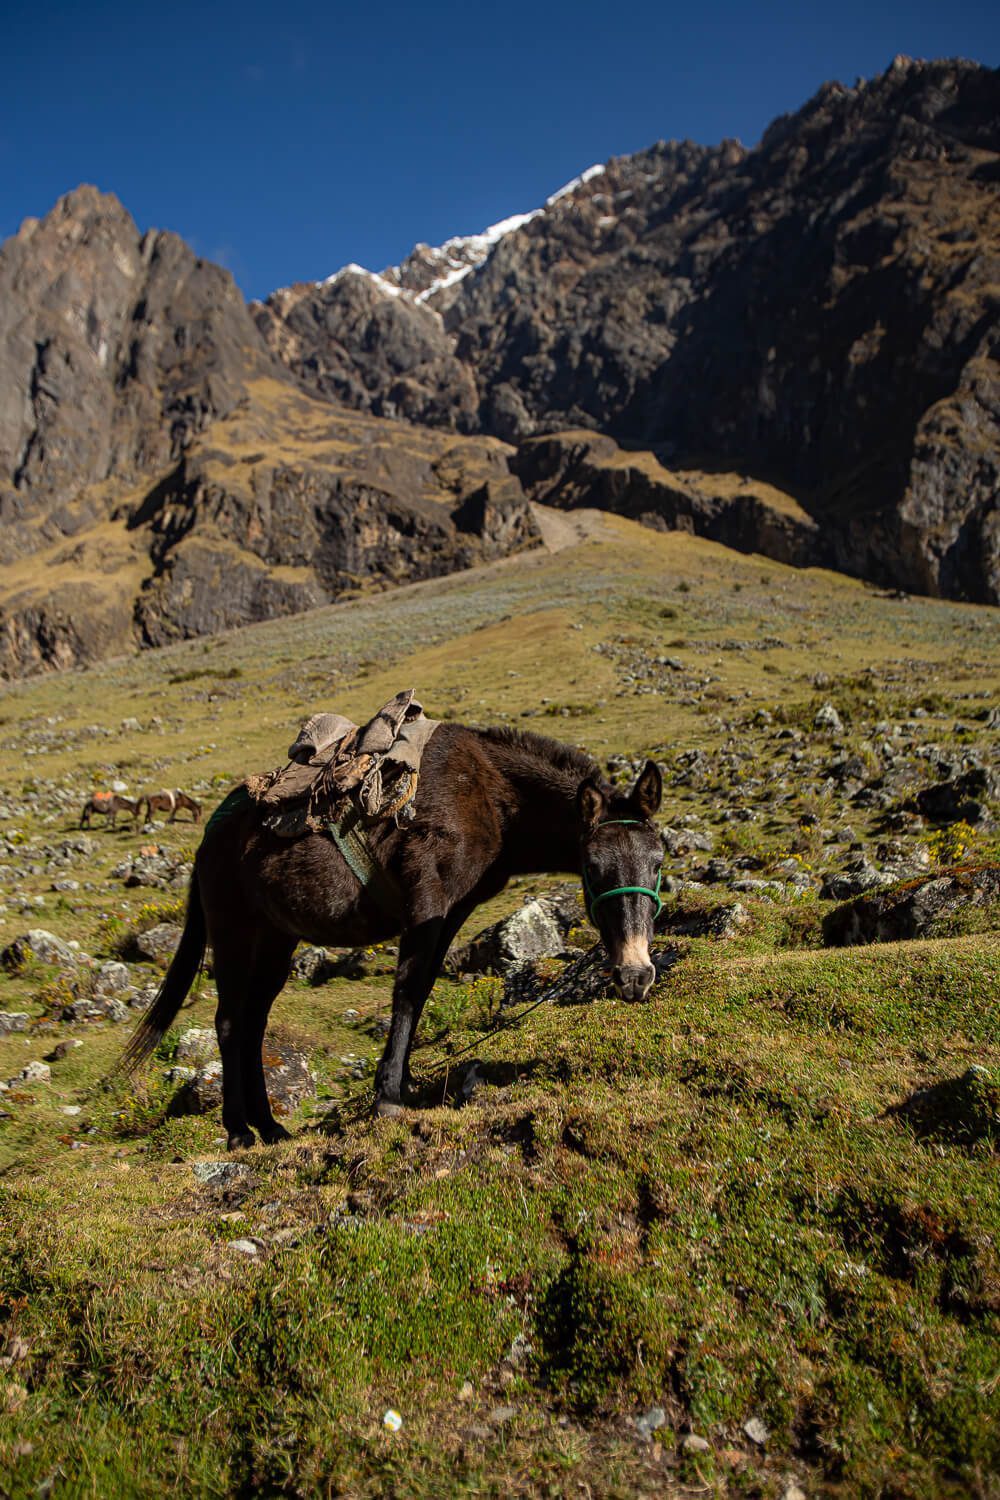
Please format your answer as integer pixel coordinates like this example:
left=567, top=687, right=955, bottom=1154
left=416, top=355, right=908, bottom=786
left=252, top=54, right=999, bottom=601
left=0, top=182, right=276, bottom=562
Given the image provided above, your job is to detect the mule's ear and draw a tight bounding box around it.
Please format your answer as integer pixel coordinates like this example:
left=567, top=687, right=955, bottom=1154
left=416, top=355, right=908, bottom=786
left=630, top=759, right=662, bottom=820
left=577, top=775, right=608, bottom=831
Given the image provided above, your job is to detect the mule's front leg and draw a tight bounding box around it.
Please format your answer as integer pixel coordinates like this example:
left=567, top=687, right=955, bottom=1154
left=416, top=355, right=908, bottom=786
left=375, top=919, right=444, bottom=1116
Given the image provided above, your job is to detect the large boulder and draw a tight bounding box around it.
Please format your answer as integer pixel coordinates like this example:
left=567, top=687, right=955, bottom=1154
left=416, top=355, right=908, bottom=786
left=823, top=865, right=1000, bottom=946
left=169, top=1038, right=315, bottom=1118
left=452, top=898, right=566, bottom=977
left=1, top=928, right=80, bottom=972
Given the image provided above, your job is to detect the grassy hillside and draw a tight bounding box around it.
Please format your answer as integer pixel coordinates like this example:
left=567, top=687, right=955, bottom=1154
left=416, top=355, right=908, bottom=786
left=0, top=516, right=998, bottom=1497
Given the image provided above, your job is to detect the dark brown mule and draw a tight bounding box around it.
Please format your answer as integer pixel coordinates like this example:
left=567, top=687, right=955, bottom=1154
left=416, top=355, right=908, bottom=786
left=143, top=790, right=203, bottom=823
left=120, top=726, right=663, bottom=1150
left=80, top=793, right=142, bottom=830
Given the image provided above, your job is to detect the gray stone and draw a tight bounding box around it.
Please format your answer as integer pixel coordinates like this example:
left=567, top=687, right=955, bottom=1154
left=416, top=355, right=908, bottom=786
left=165, top=1065, right=197, bottom=1085
left=133, top=923, right=182, bottom=963
left=170, top=1041, right=315, bottom=1119
left=176, top=1027, right=219, bottom=1065
left=682, top=1433, right=710, bottom=1453
left=93, top=961, right=132, bottom=997
left=824, top=865, right=1000, bottom=946
left=661, top=825, right=713, bottom=855
left=17, top=1061, right=50, bottom=1085
left=0, top=1013, right=29, bottom=1035
left=454, top=898, right=564, bottom=976
left=191, top=1160, right=250, bottom=1189
left=743, top=1416, right=769, bottom=1446
left=813, top=702, right=843, bottom=733
left=291, top=945, right=333, bottom=983
left=820, top=856, right=889, bottom=901
left=1, top=928, right=79, bottom=972
left=635, top=1404, right=668, bottom=1438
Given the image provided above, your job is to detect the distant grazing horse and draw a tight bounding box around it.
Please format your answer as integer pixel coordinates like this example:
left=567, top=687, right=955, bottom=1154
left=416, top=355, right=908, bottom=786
left=80, top=793, right=142, bottom=830
left=120, top=725, right=664, bottom=1150
left=143, top=789, right=202, bottom=824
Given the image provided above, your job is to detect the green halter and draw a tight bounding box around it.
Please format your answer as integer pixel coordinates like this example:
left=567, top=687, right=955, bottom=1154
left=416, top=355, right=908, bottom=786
left=583, top=819, right=664, bottom=924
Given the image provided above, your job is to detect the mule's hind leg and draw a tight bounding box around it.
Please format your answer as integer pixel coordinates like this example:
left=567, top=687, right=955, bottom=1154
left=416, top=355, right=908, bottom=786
left=241, top=930, right=296, bottom=1145
left=212, top=940, right=257, bottom=1151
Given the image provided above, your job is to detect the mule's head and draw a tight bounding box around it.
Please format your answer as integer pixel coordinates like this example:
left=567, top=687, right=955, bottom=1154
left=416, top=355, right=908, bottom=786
left=577, top=760, right=663, bottom=1002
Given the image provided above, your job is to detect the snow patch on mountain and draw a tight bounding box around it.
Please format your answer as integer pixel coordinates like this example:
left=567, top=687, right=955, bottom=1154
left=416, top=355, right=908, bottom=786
left=321, top=262, right=405, bottom=299
left=315, top=161, right=608, bottom=306
left=545, top=163, right=606, bottom=205
left=411, top=210, right=542, bottom=303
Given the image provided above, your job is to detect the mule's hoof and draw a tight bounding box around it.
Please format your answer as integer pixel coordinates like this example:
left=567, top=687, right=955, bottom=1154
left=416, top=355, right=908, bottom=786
left=227, top=1128, right=256, bottom=1151
left=374, top=1097, right=406, bottom=1119
left=258, top=1122, right=292, bottom=1145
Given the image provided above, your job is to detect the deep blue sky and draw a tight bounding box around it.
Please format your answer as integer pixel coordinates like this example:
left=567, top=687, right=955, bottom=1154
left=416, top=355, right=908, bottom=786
left=2, top=0, right=996, bottom=300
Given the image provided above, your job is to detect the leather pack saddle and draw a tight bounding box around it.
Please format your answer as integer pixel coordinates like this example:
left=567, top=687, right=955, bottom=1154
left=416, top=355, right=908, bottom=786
left=245, top=689, right=440, bottom=840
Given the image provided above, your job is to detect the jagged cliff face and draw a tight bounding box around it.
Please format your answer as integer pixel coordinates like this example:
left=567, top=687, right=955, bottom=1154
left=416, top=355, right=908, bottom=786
left=256, top=57, right=1000, bottom=602
left=0, top=186, right=273, bottom=567
left=0, top=188, right=542, bottom=678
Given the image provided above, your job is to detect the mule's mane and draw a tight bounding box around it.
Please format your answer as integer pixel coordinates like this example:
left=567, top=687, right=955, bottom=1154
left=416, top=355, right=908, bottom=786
left=475, top=724, right=600, bottom=785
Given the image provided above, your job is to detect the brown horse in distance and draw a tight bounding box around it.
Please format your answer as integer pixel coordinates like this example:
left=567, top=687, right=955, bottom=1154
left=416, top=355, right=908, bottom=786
left=80, top=793, right=142, bottom=830
left=144, top=790, right=203, bottom=823
left=121, top=725, right=664, bottom=1150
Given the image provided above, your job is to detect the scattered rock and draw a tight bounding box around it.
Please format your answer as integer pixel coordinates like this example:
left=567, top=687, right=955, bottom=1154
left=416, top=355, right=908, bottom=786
left=635, top=1405, right=668, bottom=1439
left=0, top=1013, right=29, bottom=1035
left=662, top=902, right=750, bottom=939
left=813, top=703, right=843, bottom=733
left=113, top=849, right=191, bottom=891
left=743, top=1416, right=769, bottom=1446
left=192, top=1160, right=251, bottom=1189
left=132, top=923, right=182, bottom=963
left=169, top=1039, right=315, bottom=1119
left=1, top=928, right=79, bottom=972
left=820, top=855, right=889, bottom=901
left=291, top=945, right=335, bottom=983
left=45, top=1039, right=82, bottom=1061
left=682, top=1433, right=711, bottom=1453
left=227, top=1238, right=263, bottom=1257
left=15, top=1061, right=50, bottom=1086
left=914, top=769, right=997, bottom=826
left=93, top=961, right=132, bottom=997
left=661, top=825, right=713, bottom=856
left=176, top=1027, right=219, bottom=1065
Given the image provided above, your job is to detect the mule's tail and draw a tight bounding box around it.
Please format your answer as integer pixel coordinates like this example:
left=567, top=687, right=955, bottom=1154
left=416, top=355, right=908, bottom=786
left=115, top=870, right=207, bottom=1077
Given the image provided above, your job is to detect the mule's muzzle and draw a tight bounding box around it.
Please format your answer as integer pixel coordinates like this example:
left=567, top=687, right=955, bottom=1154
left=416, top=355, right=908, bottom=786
left=612, top=962, right=656, bottom=1002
